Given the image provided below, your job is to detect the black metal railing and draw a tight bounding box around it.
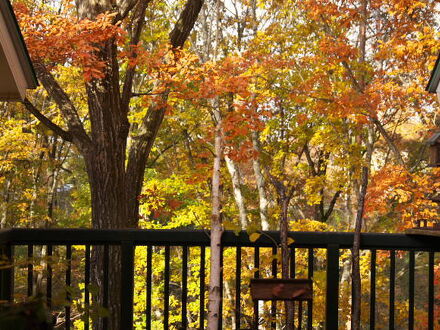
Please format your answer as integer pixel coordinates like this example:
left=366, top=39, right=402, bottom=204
left=0, top=228, right=439, bottom=329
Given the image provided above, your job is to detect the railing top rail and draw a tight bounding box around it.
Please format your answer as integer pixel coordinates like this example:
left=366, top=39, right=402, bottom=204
left=0, top=228, right=438, bottom=250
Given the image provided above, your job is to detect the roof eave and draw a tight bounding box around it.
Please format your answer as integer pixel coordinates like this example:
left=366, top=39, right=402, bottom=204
left=426, top=53, right=440, bottom=93
left=0, top=0, right=38, bottom=90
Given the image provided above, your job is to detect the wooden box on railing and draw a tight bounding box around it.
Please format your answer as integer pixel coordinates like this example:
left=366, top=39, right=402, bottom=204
left=250, top=278, right=312, bottom=301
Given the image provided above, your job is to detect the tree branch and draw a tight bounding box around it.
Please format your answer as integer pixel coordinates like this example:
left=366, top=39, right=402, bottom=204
left=323, top=190, right=341, bottom=222
left=23, top=98, right=73, bottom=142
left=304, top=144, right=317, bottom=176
left=169, top=0, right=204, bottom=48
left=125, top=0, right=204, bottom=225
left=33, top=62, right=92, bottom=150
left=130, top=91, right=162, bottom=97
left=369, top=116, right=405, bottom=166
left=115, top=0, right=141, bottom=23
left=120, top=0, right=152, bottom=111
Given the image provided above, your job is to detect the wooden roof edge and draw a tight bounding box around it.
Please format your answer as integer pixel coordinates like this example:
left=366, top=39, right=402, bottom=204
left=0, top=0, right=38, bottom=89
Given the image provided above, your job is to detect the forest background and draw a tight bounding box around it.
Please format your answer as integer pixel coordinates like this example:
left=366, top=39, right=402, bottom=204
left=1, top=0, right=440, bottom=328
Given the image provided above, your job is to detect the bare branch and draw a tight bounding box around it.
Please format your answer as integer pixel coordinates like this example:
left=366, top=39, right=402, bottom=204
left=23, top=98, right=73, bottom=142
left=323, top=190, right=341, bottom=221
left=170, top=0, right=204, bottom=48
left=121, top=0, right=153, bottom=111
left=130, top=90, right=166, bottom=97
left=369, top=116, right=405, bottom=166
left=304, top=144, right=317, bottom=176
left=33, top=63, right=92, bottom=150
left=115, top=0, right=141, bottom=23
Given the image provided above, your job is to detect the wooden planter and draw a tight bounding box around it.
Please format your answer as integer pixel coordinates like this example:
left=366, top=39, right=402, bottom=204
left=250, top=278, right=312, bottom=301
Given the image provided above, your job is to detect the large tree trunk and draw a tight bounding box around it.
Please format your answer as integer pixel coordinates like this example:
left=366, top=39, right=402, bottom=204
left=24, top=1, right=203, bottom=328
left=81, top=40, right=129, bottom=330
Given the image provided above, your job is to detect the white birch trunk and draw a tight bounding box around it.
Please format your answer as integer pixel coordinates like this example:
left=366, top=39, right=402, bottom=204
left=225, top=155, right=247, bottom=229
left=208, top=105, right=224, bottom=330
left=251, top=131, right=270, bottom=230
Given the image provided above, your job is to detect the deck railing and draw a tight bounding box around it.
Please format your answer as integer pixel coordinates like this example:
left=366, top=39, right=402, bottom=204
left=0, top=228, right=438, bottom=329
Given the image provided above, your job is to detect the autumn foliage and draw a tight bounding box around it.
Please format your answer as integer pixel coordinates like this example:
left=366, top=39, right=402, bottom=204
left=1, top=0, right=440, bottom=327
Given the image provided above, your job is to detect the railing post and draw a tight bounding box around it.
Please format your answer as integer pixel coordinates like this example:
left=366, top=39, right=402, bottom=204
left=0, top=244, right=13, bottom=302
left=326, top=244, right=339, bottom=329
left=120, top=241, right=134, bottom=330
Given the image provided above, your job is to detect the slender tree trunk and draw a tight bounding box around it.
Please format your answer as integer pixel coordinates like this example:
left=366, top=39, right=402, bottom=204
left=208, top=105, right=224, bottom=330
left=225, top=155, right=247, bottom=229
left=280, top=194, right=294, bottom=329
left=351, top=165, right=368, bottom=329
left=351, top=0, right=370, bottom=327
left=351, top=125, right=373, bottom=329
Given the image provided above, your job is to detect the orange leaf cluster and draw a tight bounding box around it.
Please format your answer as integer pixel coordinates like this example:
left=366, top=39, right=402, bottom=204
left=366, top=165, right=440, bottom=228
left=15, top=2, right=125, bottom=80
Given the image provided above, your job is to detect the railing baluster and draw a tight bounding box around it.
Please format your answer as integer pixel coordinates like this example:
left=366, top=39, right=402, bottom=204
left=146, top=245, right=152, bottom=330
left=199, top=246, right=206, bottom=330
left=65, top=245, right=72, bottom=329
left=408, top=251, right=415, bottom=330
left=235, top=246, right=241, bottom=330
left=271, top=246, right=277, bottom=329
left=290, top=248, right=296, bottom=329
left=46, top=245, right=52, bottom=309
left=289, top=248, right=302, bottom=329
left=84, top=245, right=90, bottom=330
left=2, top=229, right=440, bottom=329
left=120, top=241, right=134, bottom=330
left=27, top=244, right=33, bottom=297
left=253, top=247, right=260, bottom=329
left=298, top=299, right=303, bottom=329
left=326, top=244, right=339, bottom=329
left=307, top=248, right=314, bottom=329
left=182, top=246, right=188, bottom=329
left=290, top=247, right=295, bottom=278
left=0, top=243, right=13, bottom=302
left=164, top=246, right=170, bottom=328
left=103, top=245, right=109, bottom=330
left=389, top=250, right=395, bottom=329
left=428, top=251, right=434, bottom=330
left=369, top=250, right=376, bottom=330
